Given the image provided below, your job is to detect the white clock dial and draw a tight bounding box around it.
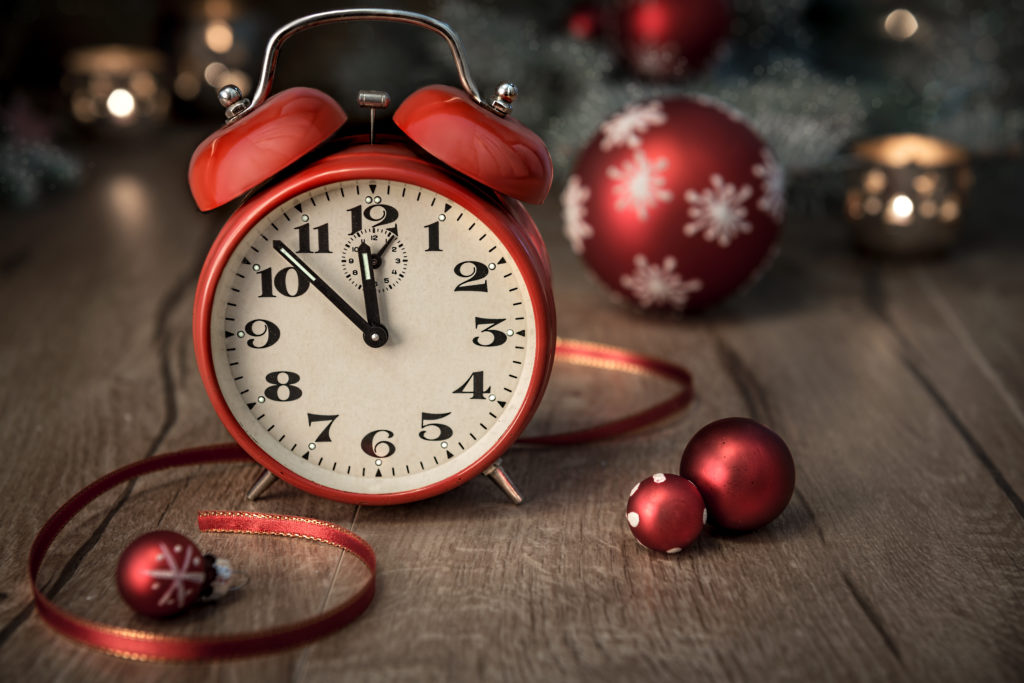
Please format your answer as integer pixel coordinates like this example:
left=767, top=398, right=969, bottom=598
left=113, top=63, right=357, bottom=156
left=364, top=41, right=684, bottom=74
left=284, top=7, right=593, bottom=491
left=209, top=179, right=537, bottom=495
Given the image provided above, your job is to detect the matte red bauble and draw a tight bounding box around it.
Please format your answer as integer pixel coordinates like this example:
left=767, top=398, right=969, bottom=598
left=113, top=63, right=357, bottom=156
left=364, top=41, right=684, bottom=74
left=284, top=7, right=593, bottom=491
left=679, top=418, right=795, bottom=531
left=117, top=531, right=214, bottom=617
left=611, top=0, right=732, bottom=79
left=626, top=473, right=706, bottom=553
left=566, top=4, right=601, bottom=40
left=562, top=96, right=783, bottom=312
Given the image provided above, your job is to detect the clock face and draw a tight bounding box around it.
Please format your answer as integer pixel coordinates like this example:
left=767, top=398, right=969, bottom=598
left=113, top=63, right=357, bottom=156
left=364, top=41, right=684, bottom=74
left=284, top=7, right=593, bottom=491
left=208, top=178, right=538, bottom=498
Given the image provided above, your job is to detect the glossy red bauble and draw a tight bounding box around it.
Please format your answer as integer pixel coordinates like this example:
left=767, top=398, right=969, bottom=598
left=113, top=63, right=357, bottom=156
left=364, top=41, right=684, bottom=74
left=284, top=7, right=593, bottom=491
left=117, top=531, right=213, bottom=617
left=562, top=96, right=784, bottom=312
left=566, top=4, right=601, bottom=40
left=679, top=418, right=795, bottom=531
left=611, top=0, right=731, bottom=79
left=626, top=473, right=706, bottom=553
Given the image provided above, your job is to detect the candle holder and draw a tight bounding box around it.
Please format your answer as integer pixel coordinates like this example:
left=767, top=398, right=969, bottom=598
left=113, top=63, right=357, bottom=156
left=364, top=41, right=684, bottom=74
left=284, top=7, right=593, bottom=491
left=63, top=45, right=171, bottom=131
left=844, top=133, right=972, bottom=255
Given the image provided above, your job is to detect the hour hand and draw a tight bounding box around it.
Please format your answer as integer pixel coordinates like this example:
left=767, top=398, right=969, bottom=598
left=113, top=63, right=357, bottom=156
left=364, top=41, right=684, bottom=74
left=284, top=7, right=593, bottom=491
left=358, top=242, right=382, bottom=326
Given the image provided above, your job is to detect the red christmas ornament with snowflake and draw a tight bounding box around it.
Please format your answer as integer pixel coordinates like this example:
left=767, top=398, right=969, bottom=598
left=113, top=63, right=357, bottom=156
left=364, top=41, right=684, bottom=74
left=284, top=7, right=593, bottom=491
left=610, top=0, right=732, bottom=79
left=117, top=530, right=220, bottom=617
left=562, top=96, right=784, bottom=312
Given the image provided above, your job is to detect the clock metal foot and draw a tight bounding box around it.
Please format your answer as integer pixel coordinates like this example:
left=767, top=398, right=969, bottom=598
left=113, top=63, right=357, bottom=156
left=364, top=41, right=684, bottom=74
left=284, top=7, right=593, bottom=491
left=482, top=460, right=523, bottom=505
left=246, top=468, right=277, bottom=501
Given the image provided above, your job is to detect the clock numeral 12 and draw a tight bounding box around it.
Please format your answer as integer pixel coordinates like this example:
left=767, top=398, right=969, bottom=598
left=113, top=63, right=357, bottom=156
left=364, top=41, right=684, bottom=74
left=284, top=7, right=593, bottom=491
left=348, top=204, right=399, bottom=234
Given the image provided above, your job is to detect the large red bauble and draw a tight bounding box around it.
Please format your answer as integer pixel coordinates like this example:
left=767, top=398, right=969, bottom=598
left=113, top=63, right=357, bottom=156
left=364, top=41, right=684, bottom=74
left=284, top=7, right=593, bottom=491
left=610, top=0, right=732, bottom=79
left=679, top=418, right=795, bottom=531
left=562, top=96, right=784, bottom=312
left=626, top=473, right=706, bottom=553
left=117, top=531, right=213, bottom=617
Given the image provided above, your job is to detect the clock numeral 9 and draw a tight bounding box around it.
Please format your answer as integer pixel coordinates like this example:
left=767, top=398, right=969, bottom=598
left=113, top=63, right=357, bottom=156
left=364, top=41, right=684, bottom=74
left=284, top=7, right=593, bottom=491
left=348, top=203, right=399, bottom=234
left=264, top=371, right=302, bottom=402
left=244, top=319, right=280, bottom=348
left=472, top=317, right=507, bottom=347
left=419, top=412, right=453, bottom=441
left=454, top=371, right=490, bottom=400
left=453, top=261, right=488, bottom=292
left=258, top=267, right=310, bottom=298
left=361, top=429, right=396, bottom=458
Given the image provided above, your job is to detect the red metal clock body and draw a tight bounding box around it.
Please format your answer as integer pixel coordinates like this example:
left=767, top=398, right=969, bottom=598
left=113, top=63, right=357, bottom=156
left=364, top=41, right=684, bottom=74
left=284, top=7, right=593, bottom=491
left=188, top=10, right=555, bottom=505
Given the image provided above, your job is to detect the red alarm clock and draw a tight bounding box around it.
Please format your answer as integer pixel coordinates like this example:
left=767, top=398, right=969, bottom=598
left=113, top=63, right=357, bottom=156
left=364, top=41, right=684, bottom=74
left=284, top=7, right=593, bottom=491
left=189, top=9, right=555, bottom=505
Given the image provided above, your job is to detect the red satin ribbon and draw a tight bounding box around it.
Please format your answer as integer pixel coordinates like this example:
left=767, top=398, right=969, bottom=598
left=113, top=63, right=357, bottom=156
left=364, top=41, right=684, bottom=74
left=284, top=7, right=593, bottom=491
left=28, top=339, right=691, bottom=661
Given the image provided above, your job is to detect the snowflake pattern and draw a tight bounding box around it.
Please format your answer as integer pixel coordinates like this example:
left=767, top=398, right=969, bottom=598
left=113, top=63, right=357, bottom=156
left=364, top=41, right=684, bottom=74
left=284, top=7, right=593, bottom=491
left=606, top=150, right=674, bottom=222
left=599, top=101, right=669, bottom=151
left=560, top=175, right=594, bottom=254
left=619, top=254, right=704, bottom=310
left=147, top=541, right=207, bottom=609
left=751, top=147, right=786, bottom=222
left=683, top=174, right=755, bottom=247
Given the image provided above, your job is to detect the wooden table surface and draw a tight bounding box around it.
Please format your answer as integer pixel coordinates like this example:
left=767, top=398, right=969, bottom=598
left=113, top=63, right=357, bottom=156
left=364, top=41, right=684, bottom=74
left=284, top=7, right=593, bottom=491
left=0, top=129, right=1021, bottom=682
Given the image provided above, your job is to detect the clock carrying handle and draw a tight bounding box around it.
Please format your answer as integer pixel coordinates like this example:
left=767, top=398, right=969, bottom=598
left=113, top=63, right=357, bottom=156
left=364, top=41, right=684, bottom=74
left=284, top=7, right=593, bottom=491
left=230, top=8, right=497, bottom=121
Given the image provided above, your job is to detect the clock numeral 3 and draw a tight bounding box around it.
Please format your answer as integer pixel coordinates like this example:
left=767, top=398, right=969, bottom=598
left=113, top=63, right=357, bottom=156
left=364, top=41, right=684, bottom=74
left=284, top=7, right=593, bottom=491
left=348, top=203, right=399, bottom=234
left=243, top=319, right=280, bottom=348
left=453, top=261, right=488, bottom=292
left=361, top=429, right=396, bottom=458
left=294, top=223, right=330, bottom=253
left=454, top=371, right=490, bottom=400
left=258, top=267, right=310, bottom=298
left=419, top=412, right=454, bottom=441
left=472, top=317, right=507, bottom=347
left=264, top=371, right=302, bottom=402
left=307, top=413, right=339, bottom=442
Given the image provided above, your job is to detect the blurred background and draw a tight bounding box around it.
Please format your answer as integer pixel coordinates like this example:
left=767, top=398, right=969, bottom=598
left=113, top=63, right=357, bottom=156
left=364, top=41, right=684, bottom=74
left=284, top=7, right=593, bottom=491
left=1, top=0, right=1022, bottom=244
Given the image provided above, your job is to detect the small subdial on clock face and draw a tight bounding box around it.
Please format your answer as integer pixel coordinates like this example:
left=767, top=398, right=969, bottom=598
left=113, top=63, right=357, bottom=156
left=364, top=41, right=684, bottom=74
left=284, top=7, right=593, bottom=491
left=343, top=227, right=408, bottom=292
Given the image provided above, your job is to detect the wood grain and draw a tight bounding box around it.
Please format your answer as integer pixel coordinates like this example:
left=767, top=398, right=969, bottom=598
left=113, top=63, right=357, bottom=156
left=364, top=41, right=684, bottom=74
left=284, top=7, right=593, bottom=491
left=0, top=133, right=1020, bottom=682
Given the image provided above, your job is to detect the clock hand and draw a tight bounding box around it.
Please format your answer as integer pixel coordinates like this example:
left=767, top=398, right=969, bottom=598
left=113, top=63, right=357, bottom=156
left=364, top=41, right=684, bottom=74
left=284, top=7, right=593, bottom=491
left=273, top=241, right=388, bottom=348
left=357, top=242, right=382, bottom=327
left=370, top=233, right=396, bottom=268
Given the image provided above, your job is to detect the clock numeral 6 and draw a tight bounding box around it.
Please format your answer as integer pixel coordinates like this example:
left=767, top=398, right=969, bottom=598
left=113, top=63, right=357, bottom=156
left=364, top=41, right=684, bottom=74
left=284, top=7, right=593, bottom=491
left=454, top=261, right=488, bottom=292
left=419, top=412, right=454, bottom=441
left=258, top=267, right=310, bottom=298
left=264, top=371, right=302, bottom=402
left=244, top=319, right=280, bottom=348
left=361, top=429, right=396, bottom=458
left=472, top=317, right=507, bottom=347
left=454, top=371, right=490, bottom=400
left=307, top=413, right=339, bottom=442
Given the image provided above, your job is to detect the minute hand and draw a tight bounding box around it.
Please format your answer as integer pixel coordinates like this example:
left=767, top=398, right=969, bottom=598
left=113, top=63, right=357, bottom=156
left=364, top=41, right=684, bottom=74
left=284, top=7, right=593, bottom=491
left=273, top=240, right=369, bottom=333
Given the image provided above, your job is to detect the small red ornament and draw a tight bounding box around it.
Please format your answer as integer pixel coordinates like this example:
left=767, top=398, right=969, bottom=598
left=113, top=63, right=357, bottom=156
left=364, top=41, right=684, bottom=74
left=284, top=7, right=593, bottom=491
left=610, top=0, right=731, bottom=79
left=626, top=473, right=706, bottom=553
left=117, top=531, right=220, bottom=617
left=566, top=4, right=601, bottom=41
left=679, top=417, right=795, bottom=531
left=562, top=96, right=783, bottom=312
